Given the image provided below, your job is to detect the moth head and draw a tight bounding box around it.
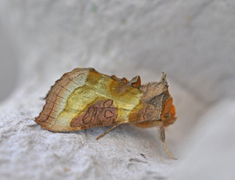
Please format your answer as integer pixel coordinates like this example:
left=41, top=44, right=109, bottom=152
left=140, top=72, right=177, bottom=126
left=160, top=97, right=177, bottom=127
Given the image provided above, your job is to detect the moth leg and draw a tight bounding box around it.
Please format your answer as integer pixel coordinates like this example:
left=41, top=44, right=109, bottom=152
left=96, top=124, right=120, bottom=140
left=159, top=121, right=177, bottom=159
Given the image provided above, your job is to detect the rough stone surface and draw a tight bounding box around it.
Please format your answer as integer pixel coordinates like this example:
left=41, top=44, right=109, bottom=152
left=0, top=0, right=235, bottom=179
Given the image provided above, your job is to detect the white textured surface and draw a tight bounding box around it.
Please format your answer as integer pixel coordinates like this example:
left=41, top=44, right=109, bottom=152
left=0, top=0, right=235, bottom=179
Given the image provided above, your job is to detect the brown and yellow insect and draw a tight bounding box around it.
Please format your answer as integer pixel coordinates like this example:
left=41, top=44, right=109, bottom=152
left=35, top=68, right=177, bottom=159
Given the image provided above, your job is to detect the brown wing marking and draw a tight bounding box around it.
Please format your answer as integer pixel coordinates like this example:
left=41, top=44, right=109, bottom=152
left=111, top=75, right=119, bottom=81
left=129, top=76, right=141, bottom=88
left=120, top=77, right=128, bottom=83
left=70, top=99, right=118, bottom=129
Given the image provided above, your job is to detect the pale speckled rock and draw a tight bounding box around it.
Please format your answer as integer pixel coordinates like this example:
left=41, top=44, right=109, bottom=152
left=0, top=0, right=235, bottom=179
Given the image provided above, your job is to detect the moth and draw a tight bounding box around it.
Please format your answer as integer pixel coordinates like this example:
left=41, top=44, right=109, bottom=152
left=35, top=68, right=177, bottom=159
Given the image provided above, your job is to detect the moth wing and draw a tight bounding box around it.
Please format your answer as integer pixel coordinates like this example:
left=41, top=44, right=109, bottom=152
left=35, top=68, right=144, bottom=132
